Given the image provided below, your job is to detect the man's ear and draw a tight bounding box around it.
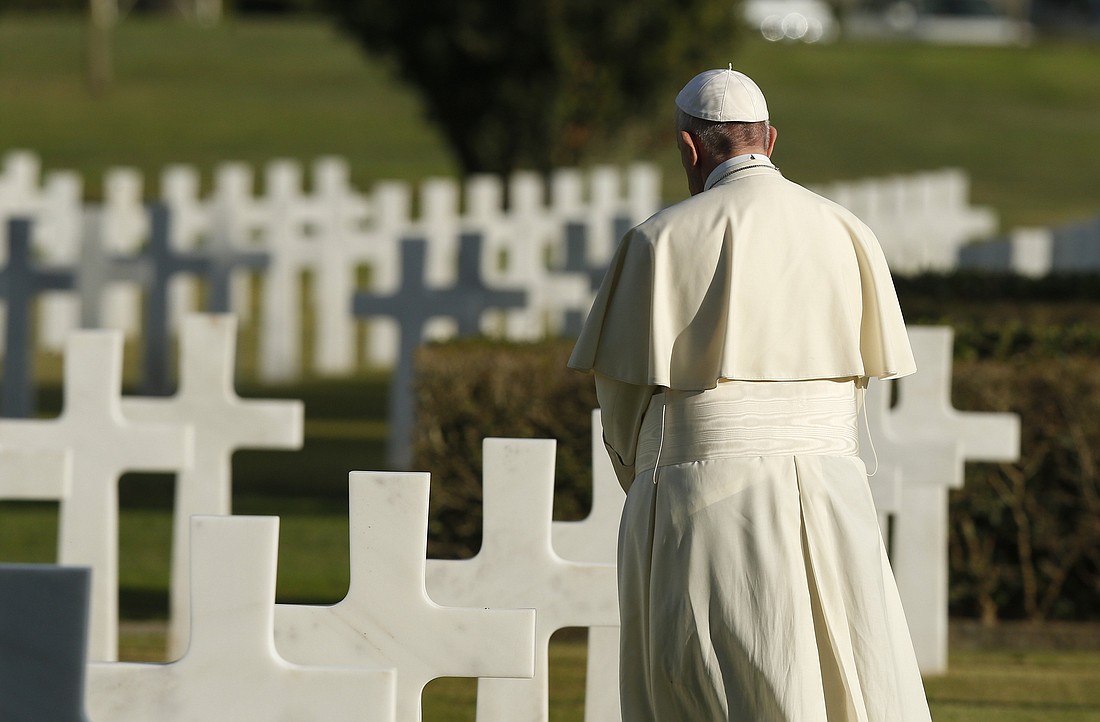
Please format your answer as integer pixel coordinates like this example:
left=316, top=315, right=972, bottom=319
left=765, top=125, right=778, bottom=157
left=678, top=130, right=700, bottom=168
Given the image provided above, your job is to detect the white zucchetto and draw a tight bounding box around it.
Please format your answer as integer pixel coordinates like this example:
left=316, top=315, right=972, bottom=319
left=675, top=65, right=769, bottom=123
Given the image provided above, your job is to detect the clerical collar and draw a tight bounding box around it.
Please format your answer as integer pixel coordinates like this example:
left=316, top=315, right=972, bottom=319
left=703, top=153, right=777, bottom=192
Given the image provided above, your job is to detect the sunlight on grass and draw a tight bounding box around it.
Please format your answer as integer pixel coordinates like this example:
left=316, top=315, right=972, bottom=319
left=113, top=627, right=1100, bottom=722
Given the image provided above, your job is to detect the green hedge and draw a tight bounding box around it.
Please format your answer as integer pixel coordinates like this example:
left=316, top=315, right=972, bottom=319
left=413, top=305, right=1100, bottom=621
left=411, top=339, right=596, bottom=560
left=951, top=358, right=1100, bottom=622
left=896, top=272, right=1100, bottom=303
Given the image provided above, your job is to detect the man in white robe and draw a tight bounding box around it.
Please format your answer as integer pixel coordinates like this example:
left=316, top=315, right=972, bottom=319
left=569, top=67, right=933, bottom=721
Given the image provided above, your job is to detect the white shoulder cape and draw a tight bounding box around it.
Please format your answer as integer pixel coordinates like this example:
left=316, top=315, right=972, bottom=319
left=568, top=166, right=916, bottom=389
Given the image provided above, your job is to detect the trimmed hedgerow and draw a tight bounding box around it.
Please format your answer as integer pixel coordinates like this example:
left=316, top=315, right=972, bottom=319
left=411, top=338, right=596, bottom=560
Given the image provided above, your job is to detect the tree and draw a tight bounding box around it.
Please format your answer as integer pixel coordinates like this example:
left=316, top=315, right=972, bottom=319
left=325, top=0, right=740, bottom=175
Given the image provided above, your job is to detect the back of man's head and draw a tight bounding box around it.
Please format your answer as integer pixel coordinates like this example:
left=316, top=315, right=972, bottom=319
left=675, top=66, right=771, bottom=158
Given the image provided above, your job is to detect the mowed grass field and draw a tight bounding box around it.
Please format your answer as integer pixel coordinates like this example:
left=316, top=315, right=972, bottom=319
left=115, top=625, right=1100, bottom=721
left=3, top=14, right=1100, bottom=721
left=2, top=15, right=1100, bottom=227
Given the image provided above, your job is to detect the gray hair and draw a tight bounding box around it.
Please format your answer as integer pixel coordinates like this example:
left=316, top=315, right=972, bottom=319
left=675, top=108, right=770, bottom=158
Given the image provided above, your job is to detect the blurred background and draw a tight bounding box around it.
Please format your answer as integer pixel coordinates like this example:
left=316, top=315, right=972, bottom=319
left=1, top=1, right=1099, bottom=719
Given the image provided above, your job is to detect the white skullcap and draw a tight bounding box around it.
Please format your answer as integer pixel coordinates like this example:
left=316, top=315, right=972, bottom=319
left=675, top=65, right=769, bottom=123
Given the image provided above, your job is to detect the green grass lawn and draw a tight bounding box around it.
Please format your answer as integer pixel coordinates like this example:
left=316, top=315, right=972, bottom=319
left=924, top=649, right=1100, bottom=721
left=2, top=15, right=1099, bottom=227
left=113, top=624, right=1100, bottom=721
left=0, top=15, right=458, bottom=196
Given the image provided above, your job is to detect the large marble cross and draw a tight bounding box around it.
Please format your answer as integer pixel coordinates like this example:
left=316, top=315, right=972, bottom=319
left=0, top=446, right=71, bottom=502
left=867, top=326, right=1020, bottom=674
left=425, top=438, right=619, bottom=722
left=87, top=516, right=397, bottom=721
left=352, top=234, right=527, bottom=468
left=275, top=471, right=537, bottom=722
left=121, top=314, right=304, bottom=659
left=0, top=217, right=76, bottom=417
left=551, top=409, right=625, bottom=722
left=0, top=331, right=192, bottom=661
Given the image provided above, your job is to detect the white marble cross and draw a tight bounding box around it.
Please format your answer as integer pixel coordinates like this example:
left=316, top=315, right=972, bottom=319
left=209, top=162, right=266, bottom=325
left=551, top=409, right=624, bottom=722
left=33, top=170, right=84, bottom=353
left=417, top=177, right=461, bottom=292
left=121, top=314, right=304, bottom=659
left=551, top=410, right=623, bottom=563
left=871, top=326, right=1020, bottom=674
left=0, top=150, right=41, bottom=217
left=359, top=180, right=410, bottom=368
left=859, top=376, right=959, bottom=537
left=275, top=471, right=537, bottom=722
left=258, top=160, right=315, bottom=382
left=98, top=167, right=148, bottom=337
left=0, top=447, right=71, bottom=502
left=585, top=167, right=625, bottom=268
left=87, top=516, right=397, bottom=722
left=425, top=438, right=619, bottom=722
left=161, top=164, right=208, bottom=335
left=0, top=331, right=192, bottom=661
left=310, top=157, right=371, bottom=376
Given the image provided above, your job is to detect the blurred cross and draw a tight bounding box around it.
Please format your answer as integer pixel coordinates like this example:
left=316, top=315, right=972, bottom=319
left=141, top=202, right=268, bottom=395
left=561, top=221, right=616, bottom=336
left=352, top=233, right=527, bottom=468
left=0, top=217, right=76, bottom=418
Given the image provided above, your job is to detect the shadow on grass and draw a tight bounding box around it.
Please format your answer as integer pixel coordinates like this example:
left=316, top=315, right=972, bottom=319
left=119, top=587, right=170, bottom=621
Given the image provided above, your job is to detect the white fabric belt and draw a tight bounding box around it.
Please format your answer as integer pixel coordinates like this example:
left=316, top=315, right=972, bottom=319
left=636, top=379, right=860, bottom=473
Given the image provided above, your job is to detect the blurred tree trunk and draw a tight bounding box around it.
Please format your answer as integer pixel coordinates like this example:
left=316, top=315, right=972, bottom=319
left=87, top=0, right=116, bottom=96
left=194, top=0, right=223, bottom=23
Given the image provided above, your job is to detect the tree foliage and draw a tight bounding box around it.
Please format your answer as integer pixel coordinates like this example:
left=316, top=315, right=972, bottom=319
left=324, top=0, right=740, bottom=175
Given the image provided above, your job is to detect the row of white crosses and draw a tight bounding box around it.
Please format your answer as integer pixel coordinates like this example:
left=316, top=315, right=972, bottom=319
left=0, top=316, right=303, bottom=662
left=811, top=167, right=999, bottom=274
left=4, top=149, right=1033, bottom=396
left=0, top=149, right=660, bottom=386
left=0, top=318, right=1017, bottom=721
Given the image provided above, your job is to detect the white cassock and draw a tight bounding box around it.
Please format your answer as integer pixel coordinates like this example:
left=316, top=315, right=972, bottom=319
left=569, top=156, right=933, bottom=721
